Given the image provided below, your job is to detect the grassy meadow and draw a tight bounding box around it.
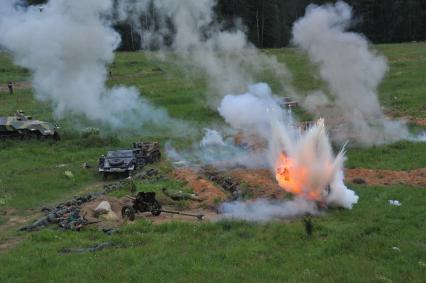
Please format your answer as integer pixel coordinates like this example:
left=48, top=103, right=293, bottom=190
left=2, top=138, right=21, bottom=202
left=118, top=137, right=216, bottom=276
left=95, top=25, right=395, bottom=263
left=0, top=42, right=425, bottom=282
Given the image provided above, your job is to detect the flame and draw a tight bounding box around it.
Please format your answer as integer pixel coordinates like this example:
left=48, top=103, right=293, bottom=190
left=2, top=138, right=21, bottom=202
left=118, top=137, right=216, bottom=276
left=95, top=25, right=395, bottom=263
left=275, top=152, right=322, bottom=201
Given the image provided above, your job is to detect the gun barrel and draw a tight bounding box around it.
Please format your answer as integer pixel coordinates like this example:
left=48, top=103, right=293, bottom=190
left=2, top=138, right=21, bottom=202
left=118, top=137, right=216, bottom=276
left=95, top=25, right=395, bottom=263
left=161, top=210, right=204, bottom=220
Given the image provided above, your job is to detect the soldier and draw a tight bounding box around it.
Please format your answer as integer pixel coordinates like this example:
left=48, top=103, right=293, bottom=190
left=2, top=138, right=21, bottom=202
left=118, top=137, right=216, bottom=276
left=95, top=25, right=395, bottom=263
left=128, top=176, right=136, bottom=193
left=7, top=81, right=13, bottom=95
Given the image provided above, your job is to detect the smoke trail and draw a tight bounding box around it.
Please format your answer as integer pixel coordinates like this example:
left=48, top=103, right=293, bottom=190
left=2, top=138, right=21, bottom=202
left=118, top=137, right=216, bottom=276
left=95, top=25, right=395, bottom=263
left=0, top=0, right=190, bottom=135
left=292, top=1, right=410, bottom=145
left=116, top=0, right=294, bottom=105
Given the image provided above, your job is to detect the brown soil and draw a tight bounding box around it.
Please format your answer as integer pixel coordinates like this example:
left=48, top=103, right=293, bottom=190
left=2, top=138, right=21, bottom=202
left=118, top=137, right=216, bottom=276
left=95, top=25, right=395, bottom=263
left=172, top=168, right=228, bottom=207
left=0, top=237, right=22, bottom=253
left=0, top=81, right=32, bottom=93
left=80, top=196, right=130, bottom=229
left=228, top=168, right=287, bottom=199
left=0, top=209, right=41, bottom=254
left=408, top=118, right=426, bottom=127
left=80, top=195, right=217, bottom=227
left=346, top=168, right=426, bottom=187
left=0, top=208, right=41, bottom=231
left=385, top=110, right=426, bottom=127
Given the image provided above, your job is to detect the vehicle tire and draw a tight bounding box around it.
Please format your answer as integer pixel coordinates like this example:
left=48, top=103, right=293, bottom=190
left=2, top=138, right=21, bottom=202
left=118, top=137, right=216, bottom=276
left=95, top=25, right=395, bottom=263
left=151, top=200, right=162, bottom=216
left=121, top=205, right=136, bottom=221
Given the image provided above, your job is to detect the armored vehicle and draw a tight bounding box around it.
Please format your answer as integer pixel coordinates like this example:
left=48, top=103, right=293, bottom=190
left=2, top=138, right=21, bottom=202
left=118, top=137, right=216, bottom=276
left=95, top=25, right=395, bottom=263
left=99, top=149, right=144, bottom=178
left=0, top=111, right=60, bottom=140
left=132, top=141, right=161, bottom=164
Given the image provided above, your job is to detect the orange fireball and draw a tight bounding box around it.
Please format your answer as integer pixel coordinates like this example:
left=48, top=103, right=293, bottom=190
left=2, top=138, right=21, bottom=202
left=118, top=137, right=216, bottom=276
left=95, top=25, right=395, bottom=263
left=275, top=152, right=322, bottom=201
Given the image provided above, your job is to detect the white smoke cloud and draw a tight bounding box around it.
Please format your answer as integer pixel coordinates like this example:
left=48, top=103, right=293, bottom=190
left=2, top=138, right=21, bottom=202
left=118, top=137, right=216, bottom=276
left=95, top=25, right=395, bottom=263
left=302, top=90, right=330, bottom=114
left=292, top=1, right=410, bottom=145
left=166, top=128, right=269, bottom=169
left=116, top=0, right=294, bottom=104
left=200, top=128, right=225, bottom=147
left=0, top=0, right=190, bottom=135
left=218, top=83, right=359, bottom=211
left=219, top=198, right=320, bottom=222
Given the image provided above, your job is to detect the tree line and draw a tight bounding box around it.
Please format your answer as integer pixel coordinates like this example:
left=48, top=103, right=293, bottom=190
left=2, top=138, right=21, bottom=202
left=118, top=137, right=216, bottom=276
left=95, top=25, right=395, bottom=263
left=26, top=0, right=426, bottom=49
left=216, top=0, right=426, bottom=48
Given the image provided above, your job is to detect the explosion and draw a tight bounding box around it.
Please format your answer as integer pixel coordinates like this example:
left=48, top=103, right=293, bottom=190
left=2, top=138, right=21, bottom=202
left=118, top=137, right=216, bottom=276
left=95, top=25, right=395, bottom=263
left=276, top=153, right=307, bottom=197
left=217, top=84, right=359, bottom=221
left=274, top=119, right=340, bottom=203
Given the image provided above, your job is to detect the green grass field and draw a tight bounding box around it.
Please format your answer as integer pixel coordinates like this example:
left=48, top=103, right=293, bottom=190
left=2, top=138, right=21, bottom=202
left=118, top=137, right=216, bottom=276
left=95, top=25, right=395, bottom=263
left=0, top=42, right=425, bottom=282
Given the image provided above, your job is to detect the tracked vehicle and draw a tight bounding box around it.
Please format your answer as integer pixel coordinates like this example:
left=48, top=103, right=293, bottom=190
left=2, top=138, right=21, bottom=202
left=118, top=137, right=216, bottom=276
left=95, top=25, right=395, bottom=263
left=0, top=111, right=60, bottom=140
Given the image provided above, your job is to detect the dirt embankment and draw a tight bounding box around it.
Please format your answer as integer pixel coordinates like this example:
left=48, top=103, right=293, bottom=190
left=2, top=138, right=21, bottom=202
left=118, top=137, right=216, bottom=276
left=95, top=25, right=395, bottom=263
left=385, top=110, right=426, bottom=127
left=228, top=168, right=286, bottom=199
left=80, top=195, right=216, bottom=226
left=172, top=167, right=288, bottom=204
left=174, top=166, right=426, bottom=199
left=409, top=118, right=426, bottom=127
left=346, top=168, right=426, bottom=187
left=172, top=168, right=227, bottom=208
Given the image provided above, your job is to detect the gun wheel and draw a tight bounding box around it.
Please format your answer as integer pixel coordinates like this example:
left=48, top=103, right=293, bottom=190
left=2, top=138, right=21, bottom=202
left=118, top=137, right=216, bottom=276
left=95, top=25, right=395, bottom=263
left=151, top=200, right=162, bottom=216
left=121, top=205, right=136, bottom=221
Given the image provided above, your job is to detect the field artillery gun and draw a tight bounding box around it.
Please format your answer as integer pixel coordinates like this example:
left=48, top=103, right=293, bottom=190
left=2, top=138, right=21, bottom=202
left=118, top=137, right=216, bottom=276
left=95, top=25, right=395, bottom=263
left=0, top=111, right=60, bottom=140
left=122, top=192, right=204, bottom=221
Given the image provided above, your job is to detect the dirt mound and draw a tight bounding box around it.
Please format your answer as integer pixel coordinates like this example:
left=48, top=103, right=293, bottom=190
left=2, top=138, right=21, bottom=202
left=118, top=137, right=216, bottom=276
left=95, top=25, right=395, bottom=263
left=172, top=168, right=227, bottom=207
left=174, top=167, right=287, bottom=201
left=385, top=110, right=426, bottom=127
left=228, top=169, right=286, bottom=199
left=80, top=196, right=130, bottom=229
left=410, top=118, right=426, bottom=127
left=346, top=168, right=426, bottom=187
left=80, top=195, right=216, bottom=226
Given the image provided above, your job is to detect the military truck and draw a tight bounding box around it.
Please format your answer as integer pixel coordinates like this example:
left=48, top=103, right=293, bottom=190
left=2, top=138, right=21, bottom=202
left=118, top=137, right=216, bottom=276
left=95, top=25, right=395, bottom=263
left=99, top=149, right=142, bottom=179
left=99, top=142, right=161, bottom=179
left=0, top=111, right=60, bottom=140
left=132, top=141, right=161, bottom=164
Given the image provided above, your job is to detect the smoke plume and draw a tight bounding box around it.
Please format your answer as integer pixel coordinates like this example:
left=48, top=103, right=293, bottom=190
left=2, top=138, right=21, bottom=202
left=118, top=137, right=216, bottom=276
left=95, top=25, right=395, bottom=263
left=166, top=128, right=269, bottom=169
left=219, top=83, right=359, bottom=212
left=0, top=0, right=189, bottom=134
left=116, top=0, right=293, bottom=105
left=219, top=198, right=319, bottom=222
left=292, top=1, right=410, bottom=145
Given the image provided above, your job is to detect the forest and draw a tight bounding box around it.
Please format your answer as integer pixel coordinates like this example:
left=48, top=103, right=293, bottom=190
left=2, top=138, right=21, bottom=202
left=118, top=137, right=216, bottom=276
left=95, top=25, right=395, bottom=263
left=26, top=0, right=426, bottom=49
